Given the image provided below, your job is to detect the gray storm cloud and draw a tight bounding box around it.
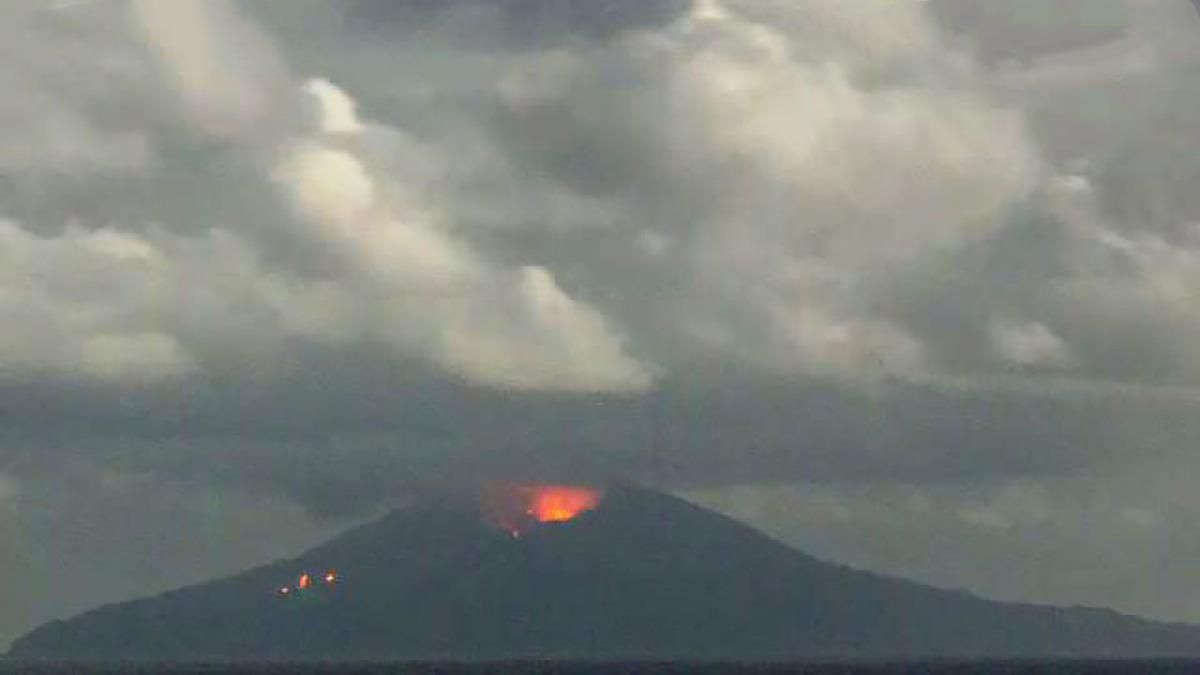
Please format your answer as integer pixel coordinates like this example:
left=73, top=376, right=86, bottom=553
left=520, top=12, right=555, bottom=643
left=124, top=0, right=653, bottom=392
left=46, top=0, right=1042, bottom=393
left=0, top=0, right=1198, bottom=504
left=115, top=0, right=1038, bottom=388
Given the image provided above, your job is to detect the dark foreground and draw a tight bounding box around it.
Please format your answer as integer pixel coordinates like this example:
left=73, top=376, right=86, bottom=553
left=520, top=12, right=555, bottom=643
left=2, top=662, right=1200, bottom=674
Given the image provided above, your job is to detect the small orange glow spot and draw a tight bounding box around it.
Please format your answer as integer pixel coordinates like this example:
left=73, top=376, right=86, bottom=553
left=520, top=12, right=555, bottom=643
left=298, top=573, right=311, bottom=590
left=323, top=571, right=337, bottom=584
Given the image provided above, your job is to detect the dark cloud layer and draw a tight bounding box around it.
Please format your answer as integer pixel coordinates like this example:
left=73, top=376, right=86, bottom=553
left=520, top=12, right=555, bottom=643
left=346, top=0, right=693, bottom=43
left=929, top=0, right=1130, bottom=64
left=2, top=362, right=1196, bottom=519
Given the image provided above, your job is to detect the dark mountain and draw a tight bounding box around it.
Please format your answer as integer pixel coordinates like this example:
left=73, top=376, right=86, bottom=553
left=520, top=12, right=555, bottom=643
left=9, top=485, right=1200, bottom=661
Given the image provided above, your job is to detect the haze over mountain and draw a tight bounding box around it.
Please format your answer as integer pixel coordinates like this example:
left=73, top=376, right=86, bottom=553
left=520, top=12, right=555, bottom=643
left=11, top=486, right=1200, bottom=661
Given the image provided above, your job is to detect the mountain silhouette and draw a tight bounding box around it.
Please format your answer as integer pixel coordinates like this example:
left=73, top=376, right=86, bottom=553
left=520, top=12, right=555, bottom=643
left=9, top=485, right=1200, bottom=661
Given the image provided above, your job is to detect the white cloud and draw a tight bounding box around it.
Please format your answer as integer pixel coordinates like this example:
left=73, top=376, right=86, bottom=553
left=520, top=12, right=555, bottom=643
left=428, top=266, right=652, bottom=391
left=0, top=108, right=151, bottom=176
left=611, top=0, right=1036, bottom=376
left=0, top=220, right=192, bottom=384
left=129, top=0, right=291, bottom=140
left=0, top=215, right=360, bottom=385
left=75, top=332, right=196, bottom=384
left=990, top=321, right=1073, bottom=369
left=0, top=3, right=156, bottom=177
left=125, top=2, right=657, bottom=393
left=274, top=143, right=376, bottom=228
left=4, top=0, right=1197, bottom=396
left=108, top=0, right=1200, bottom=392
left=273, top=85, right=653, bottom=391
left=303, top=78, right=365, bottom=136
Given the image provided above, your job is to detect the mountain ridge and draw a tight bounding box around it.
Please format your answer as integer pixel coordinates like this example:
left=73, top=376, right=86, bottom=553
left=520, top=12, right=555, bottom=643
left=10, top=485, right=1200, bottom=661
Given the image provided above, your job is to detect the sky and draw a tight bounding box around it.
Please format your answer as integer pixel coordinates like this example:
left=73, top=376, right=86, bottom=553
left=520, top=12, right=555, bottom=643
left=2, top=0, right=1200, bottom=647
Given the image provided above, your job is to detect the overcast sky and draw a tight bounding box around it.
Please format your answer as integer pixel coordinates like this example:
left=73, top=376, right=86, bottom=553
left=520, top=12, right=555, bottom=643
left=3, top=0, right=1200, bottom=647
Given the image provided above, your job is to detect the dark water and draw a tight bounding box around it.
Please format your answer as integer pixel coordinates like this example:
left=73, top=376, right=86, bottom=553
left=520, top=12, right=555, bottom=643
left=1, top=662, right=1197, bottom=675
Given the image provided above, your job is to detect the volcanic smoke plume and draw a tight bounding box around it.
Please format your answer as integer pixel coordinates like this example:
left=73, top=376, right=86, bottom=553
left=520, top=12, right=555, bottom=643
left=481, top=482, right=604, bottom=535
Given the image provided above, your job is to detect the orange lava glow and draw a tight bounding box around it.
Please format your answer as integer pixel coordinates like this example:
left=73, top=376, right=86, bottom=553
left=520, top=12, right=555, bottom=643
left=297, top=573, right=311, bottom=590
left=483, top=482, right=604, bottom=533
left=529, top=487, right=602, bottom=523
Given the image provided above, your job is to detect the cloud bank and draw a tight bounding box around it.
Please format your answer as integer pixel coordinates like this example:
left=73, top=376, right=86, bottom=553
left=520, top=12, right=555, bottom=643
left=0, top=0, right=1198, bottom=493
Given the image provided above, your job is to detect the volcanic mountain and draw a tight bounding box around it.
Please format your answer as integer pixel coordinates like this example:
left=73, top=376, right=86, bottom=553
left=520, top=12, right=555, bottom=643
left=9, top=485, right=1200, bottom=660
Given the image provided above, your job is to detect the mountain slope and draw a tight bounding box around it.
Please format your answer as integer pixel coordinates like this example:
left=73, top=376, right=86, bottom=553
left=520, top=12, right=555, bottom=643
left=9, top=485, right=1200, bottom=660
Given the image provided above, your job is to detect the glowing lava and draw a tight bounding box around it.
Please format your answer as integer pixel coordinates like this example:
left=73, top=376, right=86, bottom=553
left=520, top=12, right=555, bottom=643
left=483, top=483, right=604, bottom=534
left=275, top=569, right=341, bottom=597
left=528, top=486, right=602, bottom=523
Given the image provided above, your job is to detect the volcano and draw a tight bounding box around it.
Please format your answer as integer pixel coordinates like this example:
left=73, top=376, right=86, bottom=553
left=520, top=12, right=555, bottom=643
left=9, top=485, right=1200, bottom=661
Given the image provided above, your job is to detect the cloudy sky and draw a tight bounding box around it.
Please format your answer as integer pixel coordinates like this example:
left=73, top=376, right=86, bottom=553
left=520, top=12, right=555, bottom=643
left=3, top=0, right=1200, bottom=646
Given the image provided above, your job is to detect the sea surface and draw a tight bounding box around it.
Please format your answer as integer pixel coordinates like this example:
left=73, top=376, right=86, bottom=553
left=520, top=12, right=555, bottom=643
left=0, top=662, right=1198, bottom=674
